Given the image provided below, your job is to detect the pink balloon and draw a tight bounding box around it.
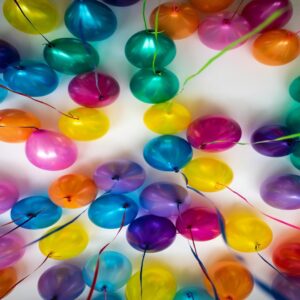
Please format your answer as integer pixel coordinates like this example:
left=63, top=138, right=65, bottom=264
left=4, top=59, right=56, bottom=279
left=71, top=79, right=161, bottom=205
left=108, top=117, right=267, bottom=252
left=187, top=115, right=242, bottom=152
left=68, top=71, right=120, bottom=108
left=25, top=130, right=77, bottom=171
left=0, top=179, right=19, bottom=214
left=198, top=13, right=250, bottom=50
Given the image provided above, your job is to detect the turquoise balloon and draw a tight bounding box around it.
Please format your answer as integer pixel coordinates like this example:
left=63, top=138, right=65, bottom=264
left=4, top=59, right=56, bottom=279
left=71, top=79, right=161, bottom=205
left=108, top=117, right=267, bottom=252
left=289, top=76, right=300, bottom=102
left=125, top=30, right=176, bottom=68
left=174, top=286, right=213, bottom=300
left=291, top=143, right=300, bottom=170
left=44, top=38, right=99, bottom=75
left=0, top=79, right=8, bottom=102
left=286, top=107, right=300, bottom=133
left=130, top=68, right=179, bottom=104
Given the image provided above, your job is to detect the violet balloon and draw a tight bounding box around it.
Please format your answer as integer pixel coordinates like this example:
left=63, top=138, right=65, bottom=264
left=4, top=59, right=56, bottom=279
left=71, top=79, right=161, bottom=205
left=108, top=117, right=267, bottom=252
left=0, top=39, right=20, bottom=73
left=0, top=179, right=19, bottom=214
left=272, top=274, right=300, bottom=300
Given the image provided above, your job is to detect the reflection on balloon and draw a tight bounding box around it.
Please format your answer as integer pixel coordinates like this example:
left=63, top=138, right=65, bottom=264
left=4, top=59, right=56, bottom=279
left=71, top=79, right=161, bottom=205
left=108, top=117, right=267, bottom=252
left=174, top=286, right=213, bottom=300
left=0, top=179, right=19, bottom=214
left=0, top=267, right=17, bottom=298
left=190, top=0, right=234, bottom=13
left=289, top=76, right=300, bottom=102
left=0, top=40, right=20, bottom=73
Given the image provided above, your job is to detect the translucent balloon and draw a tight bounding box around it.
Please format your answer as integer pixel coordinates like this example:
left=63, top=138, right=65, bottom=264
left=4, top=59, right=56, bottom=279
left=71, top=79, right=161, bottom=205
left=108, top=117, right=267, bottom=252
left=0, top=179, right=19, bottom=214
left=3, top=0, right=59, bottom=34
left=0, top=267, right=17, bottom=298
left=83, top=251, right=132, bottom=292
left=103, top=0, right=139, bottom=6
left=0, top=79, right=8, bottom=102
left=289, top=76, right=300, bottom=102
left=59, top=107, right=109, bottom=141
left=144, top=102, right=191, bottom=134
left=182, top=157, right=233, bottom=192
left=0, top=39, right=20, bottom=73
left=190, top=0, right=234, bottom=13
left=174, top=286, right=213, bottom=300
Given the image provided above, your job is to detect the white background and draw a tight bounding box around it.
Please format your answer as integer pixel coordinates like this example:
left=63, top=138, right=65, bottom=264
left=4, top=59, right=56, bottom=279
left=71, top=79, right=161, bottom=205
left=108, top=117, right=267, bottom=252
left=1, top=0, right=300, bottom=299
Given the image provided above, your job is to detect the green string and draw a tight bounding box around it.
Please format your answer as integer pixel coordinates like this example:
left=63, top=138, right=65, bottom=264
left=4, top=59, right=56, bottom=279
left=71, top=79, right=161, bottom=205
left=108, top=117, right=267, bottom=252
left=142, top=0, right=148, bottom=31
left=152, top=8, right=160, bottom=74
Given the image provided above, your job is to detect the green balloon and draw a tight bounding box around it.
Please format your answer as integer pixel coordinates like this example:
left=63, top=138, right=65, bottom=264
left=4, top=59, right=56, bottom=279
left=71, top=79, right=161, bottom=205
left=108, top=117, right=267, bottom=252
left=125, top=30, right=176, bottom=69
left=130, top=68, right=179, bottom=104
left=286, top=107, right=300, bottom=133
left=44, top=38, right=99, bottom=75
left=289, top=76, right=300, bottom=102
left=291, top=144, right=300, bottom=170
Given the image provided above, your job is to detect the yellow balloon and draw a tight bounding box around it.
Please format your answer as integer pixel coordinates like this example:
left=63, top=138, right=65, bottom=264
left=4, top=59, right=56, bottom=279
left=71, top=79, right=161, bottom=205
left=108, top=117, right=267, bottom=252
left=59, top=107, right=110, bottom=141
left=144, top=101, right=191, bottom=134
left=3, top=0, right=59, bottom=34
left=182, top=157, right=233, bottom=192
left=126, top=267, right=177, bottom=300
left=39, top=223, right=89, bottom=260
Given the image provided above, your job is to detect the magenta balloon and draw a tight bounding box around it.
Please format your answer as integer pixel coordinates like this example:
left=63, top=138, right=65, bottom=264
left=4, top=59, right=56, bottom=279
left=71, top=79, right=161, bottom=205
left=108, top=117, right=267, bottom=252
left=186, top=115, right=242, bottom=152
left=25, top=130, right=78, bottom=171
left=198, top=13, right=250, bottom=50
left=68, top=71, right=120, bottom=108
left=0, top=179, right=19, bottom=214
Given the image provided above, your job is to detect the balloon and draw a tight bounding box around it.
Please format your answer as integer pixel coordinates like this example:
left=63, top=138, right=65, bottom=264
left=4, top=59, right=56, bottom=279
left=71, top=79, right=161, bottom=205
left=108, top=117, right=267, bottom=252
left=203, top=261, right=254, bottom=299
left=68, top=71, right=120, bottom=108
left=0, top=79, right=8, bottom=102
left=286, top=107, right=300, bottom=132
left=140, top=182, right=191, bottom=217
left=272, top=274, right=300, bottom=300
left=3, top=0, right=59, bottom=34
left=25, top=129, right=78, bottom=171
left=103, top=0, right=139, bottom=6
left=130, top=69, right=179, bottom=104
left=0, top=40, right=20, bottom=73
left=58, top=107, right=109, bottom=141
left=4, top=60, right=58, bottom=97
left=144, top=102, right=191, bottom=134
left=143, top=135, right=192, bottom=172
left=289, top=76, right=300, bottom=102
left=125, top=30, right=176, bottom=69
left=190, top=0, right=234, bottom=13
left=88, top=193, right=139, bottom=229
left=49, top=174, right=98, bottom=209
left=187, top=115, right=242, bottom=152
left=83, top=251, right=132, bottom=292
left=182, top=157, right=233, bottom=192
left=0, top=267, right=17, bottom=298
left=291, top=144, right=300, bottom=170
left=241, top=0, right=293, bottom=32
left=0, top=179, right=19, bottom=214
left=174, top=286, right=213, bottom=300
left=93, top=160, right=146, bottom=194
left=0, top=109, right=41, bottom=143
left=126, top=215, right=176, bottom=252
left=252, top=30, right=300, bottom=66
left=38, top=263, right=85, bottom=300
left=251, top=124, right=296, bottom=157
left=149, top=2, right=199, bottom=40
left=39, top=223, right=88, bottom=260
left=11, top=196, right=62, bottom=229
left=126, top=267, right=176, bottom=300
left=44, top=38, right=99, bottom=75
left=65, top=0, right=117, bottom=41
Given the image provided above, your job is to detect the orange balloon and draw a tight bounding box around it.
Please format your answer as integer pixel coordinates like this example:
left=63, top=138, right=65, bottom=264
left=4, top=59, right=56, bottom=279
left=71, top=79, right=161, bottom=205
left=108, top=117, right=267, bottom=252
left=48, top=174, right=98, bottom=209
left=150, top=2, right=200, bottom=40
left=0, top=109, right=41, bottom=143
left=204, top=261, right=254, bottom=300
left=190, top=0, right=234, bottom=13
left=0, top=267, right=17, bottom=298
left=252, top=29, right=300, bottom=66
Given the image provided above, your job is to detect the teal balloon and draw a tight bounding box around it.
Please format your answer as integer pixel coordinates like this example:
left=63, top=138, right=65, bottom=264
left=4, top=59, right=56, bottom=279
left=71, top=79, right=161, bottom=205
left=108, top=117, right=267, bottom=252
left=291, top=143, right=300, bottom=170
left=174, top=286, right=213, bottom=300
left=44, top=38, right=99, bottom=75
left=286, top=107, right=300, bottom=133
left=289, top=76, right=300, bottom=102
left=130, top=68, right=179, bottom=104
left=125, top=30, right=176, bottom=68
left=0, top=79, right=8, bottom=102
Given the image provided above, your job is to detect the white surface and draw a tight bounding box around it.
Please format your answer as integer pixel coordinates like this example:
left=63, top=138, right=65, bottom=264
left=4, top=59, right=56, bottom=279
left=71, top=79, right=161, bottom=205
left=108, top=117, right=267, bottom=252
left=1, top=0, right=300, bottom=299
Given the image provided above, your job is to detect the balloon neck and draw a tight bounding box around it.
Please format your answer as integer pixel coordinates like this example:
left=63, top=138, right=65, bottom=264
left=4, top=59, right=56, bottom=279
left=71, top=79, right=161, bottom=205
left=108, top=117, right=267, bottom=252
left=26, top=212, right=38, bottom=218
left=123, top=203, right=129, bottom=209
left=112, top=175, right=120, bottom=181
left=222, top=18, right=232, bottom=25
left=172, top=5, right=180, bottom=13
left=64, top=196, right=72, bottom=202
left=14, top=65, right=25, bottom=71
left=98, top=94, right=105, bottom=101
left=173, top=167, right=180, bottom=173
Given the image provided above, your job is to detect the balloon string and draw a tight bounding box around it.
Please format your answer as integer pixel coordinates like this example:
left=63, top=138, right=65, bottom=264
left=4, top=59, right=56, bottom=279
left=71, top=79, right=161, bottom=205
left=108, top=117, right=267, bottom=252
left=0, top=216, right=35, bottom=239
left=142, top=0, right=148, bottom=31
left=94, top=71, right=104, bottom=100
left=103, top=286, right=107, bottom=300
left=0, top=216, right=25, bottom=227
left=0, top=125, right=40, bottom=130
left=140, top=248, right=147, bottom=300
left=230, top=0, right=245, bottom=20
left=254, top=277, right=289, bottom=300
left=151, top=8, right=160, bottom=74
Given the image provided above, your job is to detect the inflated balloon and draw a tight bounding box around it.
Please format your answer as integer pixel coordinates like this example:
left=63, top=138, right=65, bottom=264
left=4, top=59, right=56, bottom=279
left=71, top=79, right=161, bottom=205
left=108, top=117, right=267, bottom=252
left=59, top=107, right=109, bottom=141
left=272, top=274, right=300, bottom=300
left=130, top=69, right=179, bottom=104
left=4, top=60, right=59, bottom=97
left=286, top=107, right=300, bottom=132
left=38, top=263, right=85, bottom=300
left=68, top=71, right=120, bottom=108
left=251, top=124, right=296, bottom=157
left=182, top=157, right=233, bottom=192
left=125, top=30, right=176, bottom=68
left=49, top=174, right=98, bottom=209
left=83, top=251, right=132, bottom=292
left=289, top=76, right=300, bottom=102
left=143, top=135, right=193, bottom=172
left=174, top=286, right=213, bottom=300
left=0, top=179, right=19, bottom=214
left=0, top=79, right=8, bottom=102
left=39, top=223, right=89, bottom=260
left=44, top=38, right=99, bottom=75
left=190, top=0, right=234, bottom=13
left=291, top=144, right=300, bottom=170
left=25, top=130, right=78, bottom=171
left=0, top=40, right=20, bottom=73
left=65, top=0, right=117, bottom=41
left=93, top=160, right=146, bottom=194
left=140, top=182, right=191, bottom=217
left=252, top=30, right=300, bottom=66
left=126, top=267, right=176, bottom=300
left=3, top=0, right=59, bottom=34
left=150, top=2, right=199, bottom=40
left=103, top=0, right=139, bottom=6
left=187, top=115, right=242, bottom=152
left=88, top=194, right=139, bottom=229
left=0, top=267, right=17, bottom=298
left=144, top=102, right=191, bottom=134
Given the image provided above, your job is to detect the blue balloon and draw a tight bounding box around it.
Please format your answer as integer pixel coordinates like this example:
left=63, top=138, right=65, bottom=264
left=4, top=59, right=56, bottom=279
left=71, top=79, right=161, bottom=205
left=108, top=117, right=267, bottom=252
left=88, top=194, right=138, bottom=229
left=143, top=135, right=193, bottom=172
left=174, top=286, right=213, bottom=300
left=0, top=40, right=20, bottom=73
left=11, top=196, right=62, bottom=229
left=0, top=79, right=8, bottom=102
left=93, top=293, right=122, bottom=300
left=4, top=60, right=59, bottom=97
left=65, top=0, right=117, bottom=41
left=83, top=251, right=132, bottom=292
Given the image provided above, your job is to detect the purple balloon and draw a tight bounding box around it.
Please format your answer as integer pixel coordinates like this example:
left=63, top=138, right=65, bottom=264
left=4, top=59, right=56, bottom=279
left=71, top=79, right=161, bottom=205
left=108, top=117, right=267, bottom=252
left=0, top=179, right=19, bottom=214
left=272, top=274, right=300, bottom=300
left=242, top=0, right=293, bottom=32
left=140, top=182, right=191, bottom=217
left=93, top=160, right=146, bottom=194
left=103, top=0, right=139, bottom=6
left=38, top=263, right=85, bottom=300
left=126, top=215, right=176, bottom=252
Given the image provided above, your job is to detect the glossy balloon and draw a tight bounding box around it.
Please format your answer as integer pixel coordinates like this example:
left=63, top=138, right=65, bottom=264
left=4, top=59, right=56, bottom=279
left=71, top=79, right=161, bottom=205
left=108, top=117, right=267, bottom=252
left=0, top=179, right=19, bottom=214
left=289, top=76, right=300, bottom=102
left=174, top=286, right=213, bottom=300
left=0, top=267, right=17, bottom=298
left=0, top=40, right=20, bottom=73
left=0, top=79, right=8, bottom=102
left=286, top=107, right=300, bottom=132
left=190, top=0, right=234, bottom=13
left=272, top=274, right=300, bottom=300
left=103, top=0, right=139, bottom=6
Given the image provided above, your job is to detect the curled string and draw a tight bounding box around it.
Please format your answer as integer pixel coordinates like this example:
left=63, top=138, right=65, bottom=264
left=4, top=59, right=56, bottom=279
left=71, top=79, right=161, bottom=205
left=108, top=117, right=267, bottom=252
left=151, top=8, right=160, bottom=74
left=140, top=248, right=147, bottom=300
left=142, top=0, right=148, bottom=31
